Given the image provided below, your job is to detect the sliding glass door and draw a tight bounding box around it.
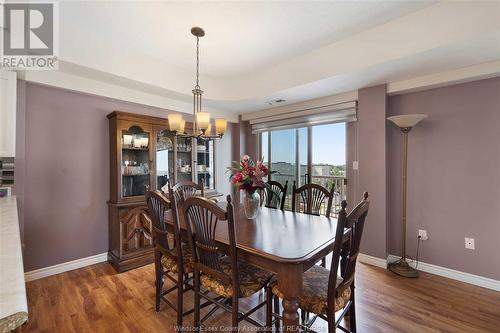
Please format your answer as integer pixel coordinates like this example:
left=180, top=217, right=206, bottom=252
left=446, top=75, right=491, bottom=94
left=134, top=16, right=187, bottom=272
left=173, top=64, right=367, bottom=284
left=260, top=123, right=346, bottom=214
left=311, top=123, right=346, bottom=215
left=271, top=129, right=296, bottom=206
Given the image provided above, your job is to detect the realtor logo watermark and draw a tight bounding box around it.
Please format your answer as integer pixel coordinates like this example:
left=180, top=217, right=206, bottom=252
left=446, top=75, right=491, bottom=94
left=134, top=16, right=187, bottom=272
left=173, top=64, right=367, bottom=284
left=1, top=1, right=58, bottom=70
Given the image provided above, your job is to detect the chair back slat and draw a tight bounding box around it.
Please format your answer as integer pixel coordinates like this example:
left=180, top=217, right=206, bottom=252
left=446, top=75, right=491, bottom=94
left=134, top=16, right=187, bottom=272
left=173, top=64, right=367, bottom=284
left=172, top=180, right=204, bottom=203
left=327, top=192, right=370, bottom=318
left=263, top=180, right=288, bottom=210
left=291, top=182, right=335, bottom=217
left=183, top=195, right=237, bottom=287
left=145, top=190, right=176, bottom=253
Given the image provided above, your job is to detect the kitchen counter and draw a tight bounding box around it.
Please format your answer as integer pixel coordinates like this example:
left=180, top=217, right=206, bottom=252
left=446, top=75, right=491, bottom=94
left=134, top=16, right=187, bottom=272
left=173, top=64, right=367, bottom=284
left=0, top=196, right=28, bottom=332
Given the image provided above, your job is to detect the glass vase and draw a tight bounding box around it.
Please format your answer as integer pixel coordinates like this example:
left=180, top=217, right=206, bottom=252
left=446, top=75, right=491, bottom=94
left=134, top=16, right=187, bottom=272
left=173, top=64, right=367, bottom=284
left=243, top=191, right=260, bottom=219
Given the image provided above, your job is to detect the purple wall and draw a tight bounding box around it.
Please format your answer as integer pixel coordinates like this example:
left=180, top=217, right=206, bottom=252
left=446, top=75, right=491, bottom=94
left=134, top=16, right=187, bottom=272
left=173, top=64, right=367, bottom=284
left=17, top=81, right=235, bottom=271
left=355, top=85, right=388, bottom=259
left=14, top=80, right=26, bottom=240
left=242, top=119, right=257, bottom=160
left=387, top=77, right=500, bottom=280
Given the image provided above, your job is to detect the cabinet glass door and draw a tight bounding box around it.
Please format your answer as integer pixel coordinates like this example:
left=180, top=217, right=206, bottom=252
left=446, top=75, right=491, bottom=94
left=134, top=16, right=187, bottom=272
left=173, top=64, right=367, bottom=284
left=156, top=129, right=174, bottom=190
left=121, top=126, right=151, bottom=198
left=196, top=138, right=215, bottom=190
left=176, top=137, right=193, bottom=182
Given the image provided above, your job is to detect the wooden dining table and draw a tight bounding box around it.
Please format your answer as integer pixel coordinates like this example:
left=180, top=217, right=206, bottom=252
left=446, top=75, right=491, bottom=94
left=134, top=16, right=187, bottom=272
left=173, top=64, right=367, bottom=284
left=166, top=200, right=339, bottom=332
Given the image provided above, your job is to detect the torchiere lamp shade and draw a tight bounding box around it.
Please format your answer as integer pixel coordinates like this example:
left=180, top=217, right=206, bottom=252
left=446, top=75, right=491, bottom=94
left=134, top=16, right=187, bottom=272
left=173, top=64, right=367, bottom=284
left=387, top=114, right=428, bottom=129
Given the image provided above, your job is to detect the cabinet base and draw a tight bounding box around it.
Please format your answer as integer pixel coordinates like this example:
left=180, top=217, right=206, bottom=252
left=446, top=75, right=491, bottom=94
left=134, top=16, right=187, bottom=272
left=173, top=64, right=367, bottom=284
left=108, top=250, right=154, bottom=273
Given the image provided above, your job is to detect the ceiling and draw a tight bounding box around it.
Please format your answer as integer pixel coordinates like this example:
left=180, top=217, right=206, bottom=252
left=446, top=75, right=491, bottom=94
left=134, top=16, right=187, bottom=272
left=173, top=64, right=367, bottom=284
left=59, top=1, right=435, bottom=77
left=27, top=1, right=500, bottom=115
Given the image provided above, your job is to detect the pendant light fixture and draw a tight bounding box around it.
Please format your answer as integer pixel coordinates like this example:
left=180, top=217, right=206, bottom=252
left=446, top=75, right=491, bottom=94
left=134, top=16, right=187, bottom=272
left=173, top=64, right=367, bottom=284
left=168, top=27, right=227, bottom=139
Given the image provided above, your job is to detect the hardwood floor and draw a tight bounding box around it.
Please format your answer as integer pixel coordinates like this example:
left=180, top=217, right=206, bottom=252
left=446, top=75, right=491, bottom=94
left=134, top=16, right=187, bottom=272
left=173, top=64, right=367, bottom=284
left=20, top=262, right=500, bottom=332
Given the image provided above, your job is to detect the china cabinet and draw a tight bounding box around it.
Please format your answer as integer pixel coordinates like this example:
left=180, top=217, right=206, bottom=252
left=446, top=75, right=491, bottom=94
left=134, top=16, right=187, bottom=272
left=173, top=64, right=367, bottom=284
left=107, top=111, right=216, bottom=271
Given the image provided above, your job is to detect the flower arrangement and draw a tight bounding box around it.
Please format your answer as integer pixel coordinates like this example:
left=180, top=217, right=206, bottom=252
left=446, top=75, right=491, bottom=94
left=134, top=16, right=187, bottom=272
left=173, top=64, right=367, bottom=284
left=227, top=155, right=272, bottom=193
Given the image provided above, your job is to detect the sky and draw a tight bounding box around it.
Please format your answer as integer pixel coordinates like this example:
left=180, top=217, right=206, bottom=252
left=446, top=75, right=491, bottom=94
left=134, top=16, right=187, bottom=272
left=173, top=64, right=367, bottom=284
left=263, top=122, right=346, bottom=166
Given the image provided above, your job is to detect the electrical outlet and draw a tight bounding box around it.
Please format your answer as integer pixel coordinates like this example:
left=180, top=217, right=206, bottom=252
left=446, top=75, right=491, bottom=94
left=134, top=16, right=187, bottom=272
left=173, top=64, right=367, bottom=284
left=465, top=237, right=475, bottom=250
left=418, top=229, right=428, bottom=240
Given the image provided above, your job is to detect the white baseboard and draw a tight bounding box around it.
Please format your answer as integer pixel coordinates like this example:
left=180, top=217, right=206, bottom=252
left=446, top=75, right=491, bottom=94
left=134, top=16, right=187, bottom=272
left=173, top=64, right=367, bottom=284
left=358, top=253, right=387, bottom=269
left=386, top=254, right=500, bottom=292
left=25, top=252, right=108, bottom=282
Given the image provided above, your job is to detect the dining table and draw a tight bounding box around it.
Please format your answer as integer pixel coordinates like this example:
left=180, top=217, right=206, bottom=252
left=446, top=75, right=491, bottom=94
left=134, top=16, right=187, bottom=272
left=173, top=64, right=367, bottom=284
left=165, top=200, right=340, bottom=332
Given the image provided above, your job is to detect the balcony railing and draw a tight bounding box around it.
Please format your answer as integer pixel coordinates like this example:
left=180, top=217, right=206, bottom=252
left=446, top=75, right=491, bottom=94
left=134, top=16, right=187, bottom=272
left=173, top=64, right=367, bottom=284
left=269, top=174, right=347, bottom=217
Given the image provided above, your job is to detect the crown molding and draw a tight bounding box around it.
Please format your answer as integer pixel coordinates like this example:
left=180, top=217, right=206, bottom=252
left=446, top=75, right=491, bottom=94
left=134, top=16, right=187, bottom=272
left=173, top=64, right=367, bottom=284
left=387, top=60, right=500, bottom=95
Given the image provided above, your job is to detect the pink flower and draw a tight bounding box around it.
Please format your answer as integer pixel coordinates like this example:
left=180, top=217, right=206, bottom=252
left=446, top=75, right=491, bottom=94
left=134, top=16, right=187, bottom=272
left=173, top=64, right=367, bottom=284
left=228, top=155, right=271, bottom=194
left=232, top=172, right=243, bottom=183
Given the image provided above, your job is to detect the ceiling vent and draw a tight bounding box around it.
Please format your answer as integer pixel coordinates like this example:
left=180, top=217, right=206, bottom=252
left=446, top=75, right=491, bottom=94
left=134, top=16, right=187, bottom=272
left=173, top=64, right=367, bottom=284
left=267, top=99, right=286, bottom=106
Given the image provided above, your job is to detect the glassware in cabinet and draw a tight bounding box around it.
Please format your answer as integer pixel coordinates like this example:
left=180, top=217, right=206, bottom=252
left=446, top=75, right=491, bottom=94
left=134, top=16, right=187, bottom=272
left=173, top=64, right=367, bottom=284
left=121, top=125, right=151, bottom=198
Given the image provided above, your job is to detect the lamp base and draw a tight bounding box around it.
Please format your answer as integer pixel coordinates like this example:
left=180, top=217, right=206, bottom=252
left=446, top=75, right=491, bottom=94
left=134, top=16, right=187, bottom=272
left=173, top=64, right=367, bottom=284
left=388, top=258, right=419, bottom=278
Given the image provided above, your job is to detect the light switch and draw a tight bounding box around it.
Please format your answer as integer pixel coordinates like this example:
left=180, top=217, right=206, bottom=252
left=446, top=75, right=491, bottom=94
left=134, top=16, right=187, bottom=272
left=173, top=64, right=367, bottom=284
left=353, top=161, right=359, bottom=170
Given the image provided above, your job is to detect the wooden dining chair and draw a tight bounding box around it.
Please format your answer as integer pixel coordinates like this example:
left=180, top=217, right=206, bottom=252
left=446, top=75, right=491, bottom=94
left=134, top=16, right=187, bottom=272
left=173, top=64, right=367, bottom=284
left=145, top=190, right=194, bottom=327
left=182, top=195, right=274, bottom=330
left=291, top=181, right=335, bottom=218
left=171, top=180, right=204, bottom=201
left=267, top=192, right=370, bottom=333
left=292, top=181, right=335, bottom=267
left=262, top=180, right=288, bottom=210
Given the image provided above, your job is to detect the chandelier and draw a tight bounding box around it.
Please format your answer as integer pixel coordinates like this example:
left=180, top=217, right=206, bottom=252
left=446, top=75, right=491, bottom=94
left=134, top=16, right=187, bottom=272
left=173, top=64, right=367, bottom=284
left=168, top=27, right=227, bottom=139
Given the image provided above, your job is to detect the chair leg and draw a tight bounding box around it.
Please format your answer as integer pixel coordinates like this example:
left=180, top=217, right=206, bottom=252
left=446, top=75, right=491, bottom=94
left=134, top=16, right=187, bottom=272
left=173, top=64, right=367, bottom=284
left=273, top=295, right=280, bottom=332
left=154, top=250, right=163, bottom=312
left=265, top=286, right=273, bottom=330
left=231, top=296, right=239, bottom=332
left=349, top=288, right=357, bottom=333
left=177, top=269, right=184, bottom=327
left=193, top=271, right=201, bottom=331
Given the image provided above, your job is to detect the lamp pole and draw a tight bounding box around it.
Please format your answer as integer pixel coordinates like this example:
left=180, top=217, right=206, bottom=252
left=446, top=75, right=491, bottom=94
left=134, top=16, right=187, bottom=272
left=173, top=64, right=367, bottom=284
left=401, top=127, right=411, bottom=270
left=387, top=114, right=427, bottom=278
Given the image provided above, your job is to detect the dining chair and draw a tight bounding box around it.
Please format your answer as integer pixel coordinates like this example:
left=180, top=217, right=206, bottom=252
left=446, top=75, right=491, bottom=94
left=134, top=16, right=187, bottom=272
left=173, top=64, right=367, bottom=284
left=171, top=180, right=204, bottom=201
left=267, top=192, right=370, bottom=333
left=291, top=181, right=335, bottom=218
left=145, top=190, right=194, bottom=327
left=262, top=180, right=288, bottom=210
left=292, top=181, right=335, bottom=267
left=182, top=195, right=274, bottom=330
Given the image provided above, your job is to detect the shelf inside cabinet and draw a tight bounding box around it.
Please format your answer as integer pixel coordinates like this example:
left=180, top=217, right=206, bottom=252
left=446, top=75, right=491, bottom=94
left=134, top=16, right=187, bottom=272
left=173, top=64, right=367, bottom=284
left=122, top=147, right=149, bottom=151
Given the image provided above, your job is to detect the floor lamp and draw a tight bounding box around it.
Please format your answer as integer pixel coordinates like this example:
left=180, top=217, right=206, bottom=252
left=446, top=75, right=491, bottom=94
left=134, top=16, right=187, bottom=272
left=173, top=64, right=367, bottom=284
left=387, top=114, right=427, bottom=278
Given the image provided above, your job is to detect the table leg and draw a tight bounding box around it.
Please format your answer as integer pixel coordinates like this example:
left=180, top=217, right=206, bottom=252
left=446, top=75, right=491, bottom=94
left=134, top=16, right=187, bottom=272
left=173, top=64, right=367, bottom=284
left=277, top=264, right=303, bottom=332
